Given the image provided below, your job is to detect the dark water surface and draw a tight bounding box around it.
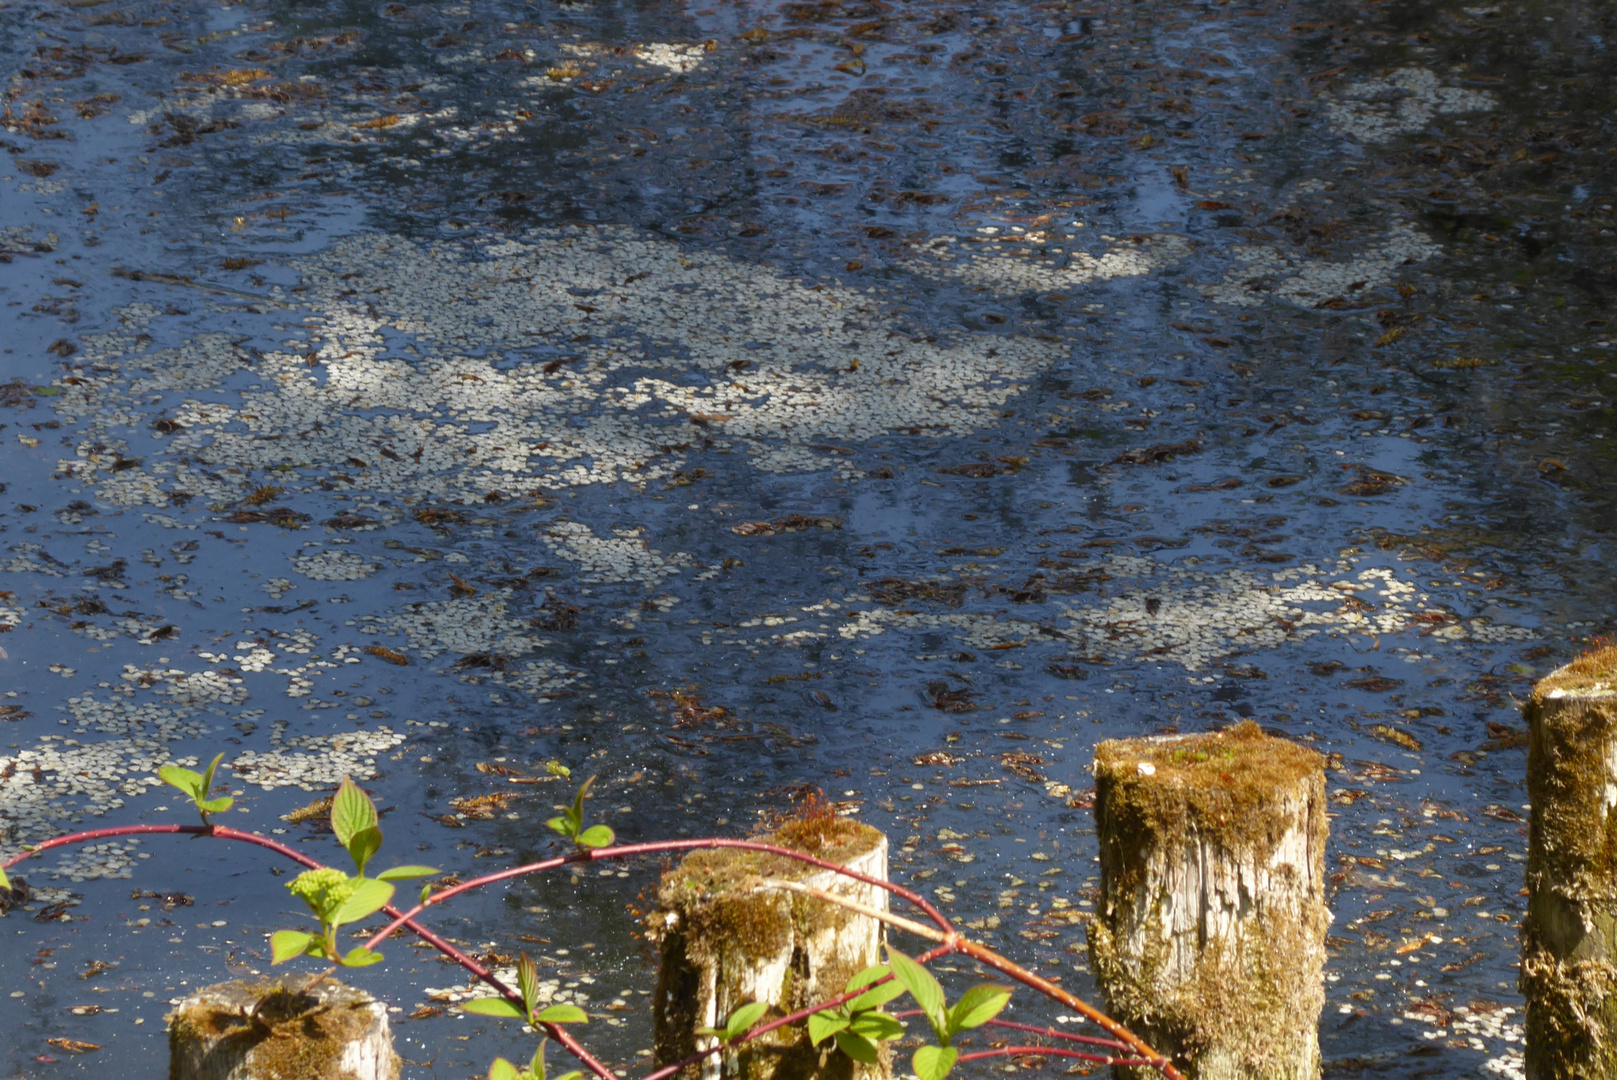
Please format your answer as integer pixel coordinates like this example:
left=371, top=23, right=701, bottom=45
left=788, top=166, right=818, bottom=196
left=2, top=0, right=1615, bottom=1075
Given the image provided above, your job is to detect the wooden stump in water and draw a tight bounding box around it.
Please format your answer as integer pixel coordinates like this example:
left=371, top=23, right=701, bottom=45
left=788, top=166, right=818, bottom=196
left=1521, top=647, right=1617, bottom=1080
left=1086, top=721, right=1328, bottom=1080
left=168, top=977, right=400, bottom=1080
left=650, top=817, right=890, bottom=1080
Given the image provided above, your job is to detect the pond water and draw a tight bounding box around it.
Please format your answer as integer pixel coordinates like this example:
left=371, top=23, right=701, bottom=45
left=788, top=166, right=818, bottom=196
left=1, top=0, right=1614, bottom=1076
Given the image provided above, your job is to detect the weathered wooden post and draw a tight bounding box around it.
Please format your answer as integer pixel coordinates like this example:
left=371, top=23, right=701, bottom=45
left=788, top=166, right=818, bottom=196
left=1087, top=721, right=1328, bottom=1080
left=1521, top=646, right=1617, bottom=1080
left=650, top=816, right=890, bottom=1080
left=168, top=977, right=400, bottom=1080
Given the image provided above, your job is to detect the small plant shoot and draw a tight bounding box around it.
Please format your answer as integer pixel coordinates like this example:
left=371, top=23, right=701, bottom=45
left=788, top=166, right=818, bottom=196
left=806, top=965, right=907, bottom=1065
left=269, top=775, right=435, bottom=969
left=547, top=775, right=614, bottom=849
left=158, top=752, right=234, bottom=824
left=487, top=1040, right=583, bottom=1080
left=885, top=946, right=1011, bottom=1080
left=463, top=953, right=589, bottom=1027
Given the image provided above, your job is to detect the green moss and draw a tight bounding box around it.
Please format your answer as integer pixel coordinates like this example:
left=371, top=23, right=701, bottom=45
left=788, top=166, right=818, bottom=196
left=168, top=978, right=398, bottom=1080
left=1092, top=720, right=1323, bottom=897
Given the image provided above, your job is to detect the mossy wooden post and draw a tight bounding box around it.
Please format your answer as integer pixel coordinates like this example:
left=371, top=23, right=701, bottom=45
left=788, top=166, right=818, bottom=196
left=168, top=977, right=400, bottom=1080
left=650, top=818, right=890, bottom=1080
left=1522, top=647, right=1617, bottom=1080
left=1087, top=721, right=1328, bottom=1080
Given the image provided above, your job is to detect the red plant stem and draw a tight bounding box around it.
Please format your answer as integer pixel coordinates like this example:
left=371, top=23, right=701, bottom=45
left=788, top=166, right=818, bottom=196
left=982, top=1017, right=1135, bottom=1052
left=5, top=828, right=1177, bottom=1080
left=952, top=938, right=1184, bottom=1080
left=957, top=1046, right=1155, bottom=1068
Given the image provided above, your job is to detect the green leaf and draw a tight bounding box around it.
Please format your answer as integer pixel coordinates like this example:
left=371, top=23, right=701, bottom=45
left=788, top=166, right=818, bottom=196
left=332, top=877, right=395, bottom=925
left=545, top=815, right=573, bottom=839
left=913, top=1045, right=958, bottom=1080
left=0, top=865, right=12, bottom=891
left=846, top=967, right=906, bottom=1013
left=834, top=1031, right=880, bottom=1064
left=847, top=1012, right=905, bottom=1041
left=489, top=1057, right=521, bottom=1080
left=885, top=946, right=946, bottom=1037
left=346, top=825, right=383, bottom=877
left=420, top=883, right=434, bottom=905
left=340, top=945, right=385, bottom=967
left=576, top=824, right=614, bottom=849
left=158, top=764, right=203, bottom=798
left=200, top=752, right=225, bottom=799
left=33, top=386, right=61, bottom=397
left=545, top=761, right=571, bottom=779
left=463, top=998, right=526, bottom=1019
left=269, top=930, right=314, bottom=965
left=553, top=1072, right=583, bottom=1080
left=726, top=1001, right=769, bottom=1040
left=330, top=776, right=378, bottom=848
left=807, top=1012, right=849, bottom=1046
left=570, top=776, right=594, bottom=826
left=534, top=1004, right=589, bottom=1025
left=197, top=796, right=234, bottom=815
left=527, top=1043, right=548, bottom=1080
left=518, top=953, right=540, bottom=1018
left=946, top=984, right=1011, bottom=1035
left=377, top=864, right=439, bottom=882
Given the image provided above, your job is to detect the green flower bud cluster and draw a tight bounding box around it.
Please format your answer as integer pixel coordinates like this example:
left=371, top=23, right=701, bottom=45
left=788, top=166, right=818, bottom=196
left=288, top=867, right=356, bottom=910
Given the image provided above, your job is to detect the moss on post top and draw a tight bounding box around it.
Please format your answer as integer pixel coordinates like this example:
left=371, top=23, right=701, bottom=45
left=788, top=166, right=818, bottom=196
left=1093, top=721, right=1323, bottom=867
left=660, top=818, right=884, bottom=905
left=1533, top=646, right=1617, bottom=700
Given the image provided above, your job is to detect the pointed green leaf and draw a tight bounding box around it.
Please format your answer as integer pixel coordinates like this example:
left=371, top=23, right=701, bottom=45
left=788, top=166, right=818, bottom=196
left=577, top=824, right=614, bottom=849
left=332, top=876, right=394, bottom=925
left=946, top=984, right=1011, bottom=1035
left=200, top=752, right=225, bottom=797
left=197, top=796, right=234, bottom=815
left=570, top=776, right=594, bottom=824
left=726, top=1001, right=769, bottom=1040
left=158, top=765, right=203, bottom=797
left=420, top=883, right=434, bottom=905
left=269, top=930, right=314, bottom=965
left=527, top=1043, right=548, bottom=1080
left=463, top=997, right=526, bottom=1019
left=847, top=1012, right=905, bottom=1041
left=846, top=967, right=906, bottom=1012
left=489, top=1057, right=521, bottom=1080
left=807, top=1012, right=849, bottom=1046
left=518, top=953, right=540, bottom=1018
left=330, top=776, right=378, bottom=848
left=0, top=866, right=10, bottom=891
left=545, top=815, right=572, bottom=838
left=834, top=1031, right=880, bottom=1064
left=885, top=946, right=946, bottom=1036
left=913, top=1045, right=957, bottom=1080
left=340, top=945, right=385, bottom=967
left=534, top=1004, right=589, bottom=1025
left=377, top=864, right=439, bottom=882
left=346, top=825, right=383, bottom=877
